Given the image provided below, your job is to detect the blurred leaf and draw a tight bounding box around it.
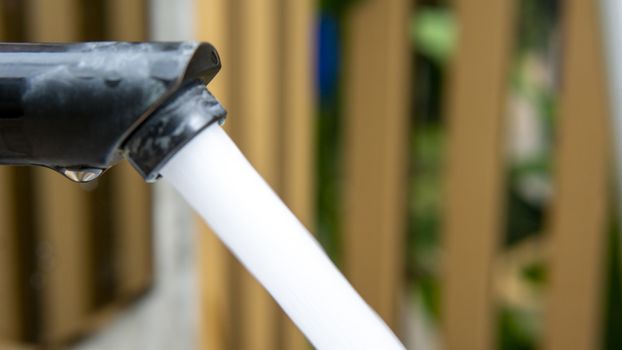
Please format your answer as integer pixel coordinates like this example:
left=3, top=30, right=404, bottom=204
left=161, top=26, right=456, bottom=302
left=419, top=275, right=440, bottom=319
left=604, top=211, right=622, bottom=350
left=521, top=261, right=546, bottom=285
left=319, top=0, right=363, bottom=16
left=499, top=307, right=536, bottom=350
left=411, top=8, right=456, bottom=64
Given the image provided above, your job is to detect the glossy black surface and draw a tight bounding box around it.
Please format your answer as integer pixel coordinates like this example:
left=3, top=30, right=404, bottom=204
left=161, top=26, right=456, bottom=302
left=0, top=41, right=221, bottom=178
left=125, top=80, right=226, bottom=182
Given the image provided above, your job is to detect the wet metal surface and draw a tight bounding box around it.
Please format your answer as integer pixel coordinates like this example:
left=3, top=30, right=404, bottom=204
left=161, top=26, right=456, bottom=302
left=0, top=42, right=221, bottom=181
left=125, top=81, right=226, bottom=182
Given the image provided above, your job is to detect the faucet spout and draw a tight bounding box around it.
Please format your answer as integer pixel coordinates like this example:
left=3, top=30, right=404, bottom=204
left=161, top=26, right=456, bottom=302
left=0, top=41, right=224, bottom=182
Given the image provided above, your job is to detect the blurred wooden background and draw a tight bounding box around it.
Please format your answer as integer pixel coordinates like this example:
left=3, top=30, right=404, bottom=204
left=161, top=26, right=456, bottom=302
left=0, top=0, right=616, bottom=349
left=0, top=0, right=152, bottom=348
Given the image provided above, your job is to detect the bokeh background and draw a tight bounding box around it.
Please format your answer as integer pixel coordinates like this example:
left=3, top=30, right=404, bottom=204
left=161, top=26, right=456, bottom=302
left=0, top=0, right=619, bottom=349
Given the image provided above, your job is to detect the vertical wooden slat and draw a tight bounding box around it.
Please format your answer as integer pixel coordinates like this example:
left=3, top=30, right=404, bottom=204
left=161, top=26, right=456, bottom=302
left=0, top=2, right=21, bottom=342
left=442, top=0, right=516, bottom=349
left=280, top=0, right=314, bottom=232
left=279, top=0, right=315, bottom=348
left=33, top=171, right=91, bottom=343
left=79, top=0, right=105, bottom=40
left=0, top=169, right=20, bottom=341
left=2, top=0, right=26, bottom=41
left=9, top=169, right=42, bottom=345
left=104, top=0, right=152, bottom=300
left=89, top=176, right=118, bottom=308
left=25, top=0, right=79, bottom=42
left=25, top=0, right=91, bottom=343
left=544, top=1, right=610, bottom=349
left=2, top=4, right=34, bottom=344
left=226, top=8, right=261, bottom=347
left=0, top=1, right=4, bottom=38
left=198, top=1, right=314, bottom=348
left=105, top=0, right=146, bottom=41
left=343, top=0, right=411, bottom=331
left=13, top=168, right=41, bottom=343
left=110, top=163, right=153, bottom=298
left=234, top=0, right=281, bottom=348
left=195, top=0, right=236, bottom=349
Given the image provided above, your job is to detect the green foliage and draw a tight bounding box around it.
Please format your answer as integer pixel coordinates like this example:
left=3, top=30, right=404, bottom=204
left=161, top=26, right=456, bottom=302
left=499, top=307, right=537, bottom=350
left=319, top=0, right=363, bottom=16
left=521, top=261, right=546, bottom=286
left=316, top=104, right=343, bottom=263
left=411, top=8, right=456, bottom=65
left=516, top=0, right=559, bottom=52
left=408, top=125, right=443, bottom=318
left=603, top=212, right=622, bottom=350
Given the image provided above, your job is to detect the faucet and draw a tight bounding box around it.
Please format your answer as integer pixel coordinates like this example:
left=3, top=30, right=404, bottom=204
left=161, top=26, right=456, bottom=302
left=0, top=42, right=226, bottom=182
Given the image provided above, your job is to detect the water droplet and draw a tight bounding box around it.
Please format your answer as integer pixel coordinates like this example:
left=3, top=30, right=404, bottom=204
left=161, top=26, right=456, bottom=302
left=60, top=168, right=103, bottom=183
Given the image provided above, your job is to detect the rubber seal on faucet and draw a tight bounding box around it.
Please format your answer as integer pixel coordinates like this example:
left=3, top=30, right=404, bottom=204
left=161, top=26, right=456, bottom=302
left=124, top=80, right=227, bottom=182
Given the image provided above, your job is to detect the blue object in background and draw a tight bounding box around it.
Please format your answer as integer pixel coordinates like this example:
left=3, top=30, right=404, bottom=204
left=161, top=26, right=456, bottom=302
left=316, top=12, right=340, bottom=104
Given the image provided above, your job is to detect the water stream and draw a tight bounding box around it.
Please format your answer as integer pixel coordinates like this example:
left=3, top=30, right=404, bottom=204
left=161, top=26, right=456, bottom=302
left=161, top=124, right=404, bottom=349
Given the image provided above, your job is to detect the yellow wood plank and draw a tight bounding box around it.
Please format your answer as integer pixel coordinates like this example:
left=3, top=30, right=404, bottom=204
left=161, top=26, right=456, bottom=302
left=196, top=0, right=231, bottom=104
left=0, top=168, right=20, bottom=341
left=343, top=0, right=411, bottom=332
left=0, top=3, right=21, bottom=342
left=279, top=0, right=315, bottom=348
left=441, top=0, right=516, bottom=349
left=196, top=219, right=234, bottom=350
left=33, top=170, right=91, bottom=343
left=195, top=1, right=236, bottom=349
left=10, top=168, right=41, bottom=344
left=110, top=163, right=153, bottom=298
left=25, top=0, right=80, bottom=42
left=234, top=0, right=281, bottom=348
left=104, top=0, right=152, bottom=300
left=543, top=1, right=610, bottom=349
left=104, top=0, right=146, bottom=41
left=0, top=2, right=4, bottom=39
left=280, top=0, right=314, bottom=234
left=25, top=0, right=90, bottom=343
left=198, top=1, right=312, bottom=349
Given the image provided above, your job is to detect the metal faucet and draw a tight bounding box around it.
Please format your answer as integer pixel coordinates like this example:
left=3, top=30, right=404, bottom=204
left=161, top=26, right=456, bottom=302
left=0, top=41, right=226, bottom=182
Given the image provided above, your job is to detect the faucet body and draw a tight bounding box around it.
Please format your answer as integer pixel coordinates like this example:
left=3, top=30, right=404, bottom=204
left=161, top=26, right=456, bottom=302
left=0, top=42, right=225, bottom=182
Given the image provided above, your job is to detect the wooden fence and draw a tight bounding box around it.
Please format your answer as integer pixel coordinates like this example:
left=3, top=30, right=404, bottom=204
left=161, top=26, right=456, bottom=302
left=0, top=0, right=617, bottom=349
left=443, top=1, right=611, bottom=350
left=0, top=0, right=152, bottom=348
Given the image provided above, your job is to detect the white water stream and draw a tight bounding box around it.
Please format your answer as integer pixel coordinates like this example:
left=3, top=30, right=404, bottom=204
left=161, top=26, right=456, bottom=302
left=161, top=124, right=404, bottom=349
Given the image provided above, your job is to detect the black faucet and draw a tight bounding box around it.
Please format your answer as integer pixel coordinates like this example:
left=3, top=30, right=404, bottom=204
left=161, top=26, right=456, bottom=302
left=0, top=41, right=226, bottom=182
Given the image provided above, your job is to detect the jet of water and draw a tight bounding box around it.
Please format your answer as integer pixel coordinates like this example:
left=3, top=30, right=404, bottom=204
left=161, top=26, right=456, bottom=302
left=161, top=124, right=404, bottom=349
